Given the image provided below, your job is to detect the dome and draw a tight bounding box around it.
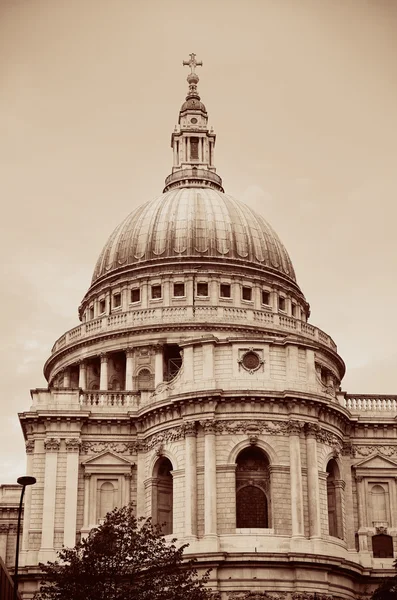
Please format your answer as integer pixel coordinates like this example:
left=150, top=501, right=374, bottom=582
left=91, top=187, right=296, bottom=283
left=180, top=98, right=207, bottom=112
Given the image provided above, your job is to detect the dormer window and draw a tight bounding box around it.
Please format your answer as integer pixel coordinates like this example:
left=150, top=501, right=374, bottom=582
left=89, top=306, right=94, bottom=319
left=131, top=288, right=140, bottom=303
left=197, top=282, right=208, bottom=297
left=220, top=284, right=231, bottom=298
left=173, top=283, right=185, bottom=297
left=279, top=296, right=286, bottom=312
left=151, top=285, right=162, bottom=300
left=99, top=299, right=106, bottom=314
left=262, top=290, right=270, bottom=306
left=242, top=286, right=252, bottom=301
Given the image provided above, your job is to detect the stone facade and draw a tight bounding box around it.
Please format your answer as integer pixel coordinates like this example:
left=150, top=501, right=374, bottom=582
left=2, top=56, right=395, bottom=599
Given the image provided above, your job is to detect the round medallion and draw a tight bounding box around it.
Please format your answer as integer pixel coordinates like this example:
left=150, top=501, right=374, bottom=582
left=242, top=351, right=261, bottom=371
left=190, top=117, right=198, bottom=124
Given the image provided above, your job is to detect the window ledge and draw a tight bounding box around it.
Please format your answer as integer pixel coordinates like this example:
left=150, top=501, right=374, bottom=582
left=235, top=528, right=274, bottom=535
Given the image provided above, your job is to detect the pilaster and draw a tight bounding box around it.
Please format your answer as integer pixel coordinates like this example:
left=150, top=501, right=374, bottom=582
left=63, top=438, right=81, bottom=548
left=184, top=422, right=197, bottom=538
left=288, top=420, right=304, bottom=538
left=201, top=420, right=218, bottom=547
left=38, top=437, right=60, bottom=561
left=99, top=353, right=108, bottom=390
left=305, top=424, right=321, bottom=538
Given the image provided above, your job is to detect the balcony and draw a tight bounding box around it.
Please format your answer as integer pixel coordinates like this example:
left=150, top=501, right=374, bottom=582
left=51, top=305, right=337, bottom=354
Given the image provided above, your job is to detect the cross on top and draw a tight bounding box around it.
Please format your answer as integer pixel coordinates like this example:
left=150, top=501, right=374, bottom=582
left=183, top=53, right=203, bottom=75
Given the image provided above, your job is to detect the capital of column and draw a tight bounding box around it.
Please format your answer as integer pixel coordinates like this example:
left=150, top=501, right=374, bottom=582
left=77, top=359, right=86, bottom=369
left=44, top=437, right=61, bottom=452
left=183, top=421, right=197, bottom=437
left=65, top=438, right=82, bottom=452
left=25, top=439, right=35, bottom=454
left=288, top=420, right=304, bottom=436
left=100, top=353, right=108, bottom=363
left=125, top=347, right=134, bottom=358
left=304, top=423, right=320, bottom=439
left=200, top=419, right=217, bottom=434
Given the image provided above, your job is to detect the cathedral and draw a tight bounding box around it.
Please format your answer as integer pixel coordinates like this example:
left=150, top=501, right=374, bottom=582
left=1, top=55, right=396, bottom=599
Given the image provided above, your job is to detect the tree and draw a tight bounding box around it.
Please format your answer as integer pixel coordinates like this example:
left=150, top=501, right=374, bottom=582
left=371, top=559, right=397, bottom=600
left=34, top=505, right=212, bottom=600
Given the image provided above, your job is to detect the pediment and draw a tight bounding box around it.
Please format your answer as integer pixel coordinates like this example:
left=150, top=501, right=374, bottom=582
left=354, top=453, right=397, bottom=470
left=82, top=451, right=132, bottom=467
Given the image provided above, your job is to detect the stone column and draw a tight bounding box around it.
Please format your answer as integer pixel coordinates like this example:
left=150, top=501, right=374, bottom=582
left=124, top=473, right=132, bottom=506
left=63, top=438, right=81, bottom=548
left=271, top=289, right=278, bottom=313
left=286, top=345, right=299, bottom=382
left=142, top=280, right=149, bottom=308
left=187, top=137, right=191, bottom=161
left=21, top=440, right=35, bottom=555
left=202, top=420, right=217, bottom=538
left=305, top=424, right=321, bottom=538
left=306, top=349, right=316, bottom=386
left=154, top=345, right=163, bottom=387
left=125, top=348, right=135, bottom=391
left=63, top=368, right=70, bottom=388
left=202, top=342, right=215, bottom=381
left=100, top=353, right=108, bottom=390
left=163, top=278, right=170, bottom=305
left=288, top=420, right=304, bottom=537
left=184, top=422, right=197, bottom=538
left=183, top=346, right=194, bottom=383
left=39, top=437, right=60, bottom=560
left=78, top=360, right=87, bottom=389
left=82, top=474, right=91, bottom=530
left=390, top=478, right=397, bottom=528
left=135, top=441, right=146, bottom=518
left=0, top=524, right=8, bottom=561
left=356, top=475, right=369, bottom=551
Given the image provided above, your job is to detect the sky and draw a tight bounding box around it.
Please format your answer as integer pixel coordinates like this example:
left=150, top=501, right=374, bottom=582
left=0, top=0, right=396, bottom=483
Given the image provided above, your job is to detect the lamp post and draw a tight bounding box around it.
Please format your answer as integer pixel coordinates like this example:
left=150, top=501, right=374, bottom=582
left=13, top=475, right=36, bottom=600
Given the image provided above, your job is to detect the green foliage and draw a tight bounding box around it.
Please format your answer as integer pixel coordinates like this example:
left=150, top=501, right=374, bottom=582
left=34, top=505, right=212, bottom=600
left=371, top=559, right=397, bottom=600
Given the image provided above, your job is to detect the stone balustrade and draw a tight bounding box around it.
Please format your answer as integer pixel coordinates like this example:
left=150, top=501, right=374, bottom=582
left=343, top=395, right=397, bottom=413
left=51, top=306, right=337, bottom=354
left=79, top=391, right=141, bottom=410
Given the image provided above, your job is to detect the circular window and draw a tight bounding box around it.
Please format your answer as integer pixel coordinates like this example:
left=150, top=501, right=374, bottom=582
left=242, top=351, right=261, bottom=371
left=190, top=117, right=198, bottom=124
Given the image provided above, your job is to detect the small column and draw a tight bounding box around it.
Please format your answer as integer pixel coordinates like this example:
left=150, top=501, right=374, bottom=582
left=202, top=420, right=217, bottom=538
left=183, top=346, right=194, bottom=383
left=21, top=440, right=35, bottom=555
left=39, top=437, right=60, bottom=560
left=288, top=421, right=304, bottom=537
left=142, top=280, right=149, bottom=308
left=78, top=360, right=87, bottom=389
left=163, top=278, right=170, bottom=305
left=305, top=424, right=321, bottom=538
left=271, top=289, right=278, bottom=313
left=187, top=137, right=191, bottom=161
left=154, top=345, right=163, bottom=387
left=100, top=353, right=108, bottom=390
left=63, top=438, right=81, bottom=548
left=63, top=368, right=70, bottom=388
left=125, top=348, right=135, bottom=391
left=286, top=297, right=293, bottom=316
left=184, top=422, right=197, bottom=538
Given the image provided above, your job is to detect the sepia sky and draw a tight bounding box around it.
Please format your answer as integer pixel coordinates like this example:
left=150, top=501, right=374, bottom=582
left=1, top=0, right=397, bottom=483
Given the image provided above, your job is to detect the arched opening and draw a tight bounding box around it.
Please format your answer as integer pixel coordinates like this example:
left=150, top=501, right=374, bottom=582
left=137, top=368, right=153, bottom=391
left=163, top=344, right=182, bottom=381
left=152, top=457, right=173, bottom=534
left=372, top=534, right=394, bottom=558
left=326, top=458, right=343, bottom=539
left=235, top=447, right=270, bottom=528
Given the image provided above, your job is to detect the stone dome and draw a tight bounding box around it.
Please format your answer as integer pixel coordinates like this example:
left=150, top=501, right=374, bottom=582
left=91, top=187, right=296, bottom=283
left=180, top=98, right=207, bottom=112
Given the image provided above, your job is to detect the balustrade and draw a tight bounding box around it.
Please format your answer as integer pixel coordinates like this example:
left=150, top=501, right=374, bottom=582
left=79, top=391, right=140, bottom=409
left=51, top=305, right=337, bottom=354
left=344, top=395, right=397, bottom=413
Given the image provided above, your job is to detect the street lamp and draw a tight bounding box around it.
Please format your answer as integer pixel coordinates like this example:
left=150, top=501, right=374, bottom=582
left=13, top=475, right=36, bottom=600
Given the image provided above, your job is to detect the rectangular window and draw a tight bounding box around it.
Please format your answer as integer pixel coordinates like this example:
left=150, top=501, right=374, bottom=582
left=242, top=286, right=252, bottom=301
left=291, top=303, right=297, bottom=317
left=89, top=306, right=94, bottom=319
left=197, top=282, right=208, bottom=297
left=190, top=137, right=199, bottom=160
left=113, top=293, right=121, bottom=308
left=279, top=296, right=286, bottom=312
left=151, top=285, right=162, bottom=299
left=220, top=283, right=231, bottom=298
left=173, top=283, right=185, bottom=297
left=131, top=288, right=140, bottom=303
left=99, top=299, right=106, bottom=314
left=262, top=290, right=270, bottom=305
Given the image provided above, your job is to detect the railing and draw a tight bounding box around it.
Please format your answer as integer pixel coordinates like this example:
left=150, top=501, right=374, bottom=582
left=343, top=395, right=397, bottom=412
left=51, top=305, right=337, bottom=354
left=79, top=391, right=140, bottom=409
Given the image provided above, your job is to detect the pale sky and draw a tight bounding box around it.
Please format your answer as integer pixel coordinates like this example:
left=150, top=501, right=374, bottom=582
left=1, top=0, right=396, bottom=483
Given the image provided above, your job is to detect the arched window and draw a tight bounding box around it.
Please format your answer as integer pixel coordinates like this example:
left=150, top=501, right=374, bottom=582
left=137, top=368, right=153, bottom=391
left=99, top=481, right=115, bottom=520
left=235, top=447, right=270, bottom=528
left=152, top=457, right=173, bottom=534
left=326, top=458, right=343, bottom=539
left=371, top=484, right=388, bottom=524
left=372, top=534, right=393, bottom=558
